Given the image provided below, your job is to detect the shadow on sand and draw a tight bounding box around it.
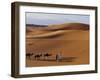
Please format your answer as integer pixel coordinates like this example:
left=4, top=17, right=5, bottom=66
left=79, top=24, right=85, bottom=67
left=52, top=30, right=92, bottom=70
left=29, top=57, right=77, bottom=62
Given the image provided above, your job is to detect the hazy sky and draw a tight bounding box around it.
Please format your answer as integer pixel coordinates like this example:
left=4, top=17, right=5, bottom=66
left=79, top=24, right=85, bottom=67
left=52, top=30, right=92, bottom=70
left=26, top=12, right=89, bottom=25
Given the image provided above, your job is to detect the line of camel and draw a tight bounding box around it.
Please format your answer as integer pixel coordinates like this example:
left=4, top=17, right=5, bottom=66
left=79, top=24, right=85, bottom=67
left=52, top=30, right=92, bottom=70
left=26, top=52, right=62, bottom=61
left=26, top=53, right=52, bottom=59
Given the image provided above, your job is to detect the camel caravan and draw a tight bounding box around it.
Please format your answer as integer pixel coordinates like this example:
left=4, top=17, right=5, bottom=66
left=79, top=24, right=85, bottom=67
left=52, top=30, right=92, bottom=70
left=26, top=52, right=62, bottom=61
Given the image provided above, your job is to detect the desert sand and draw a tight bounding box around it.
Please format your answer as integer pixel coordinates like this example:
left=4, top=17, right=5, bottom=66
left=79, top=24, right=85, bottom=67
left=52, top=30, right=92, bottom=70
left=26, top=23, right=89, bottom=67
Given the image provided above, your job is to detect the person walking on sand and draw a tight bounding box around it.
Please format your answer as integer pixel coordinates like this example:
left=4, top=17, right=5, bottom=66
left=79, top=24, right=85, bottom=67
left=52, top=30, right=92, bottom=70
left=56, top=53, right=62, bottom=62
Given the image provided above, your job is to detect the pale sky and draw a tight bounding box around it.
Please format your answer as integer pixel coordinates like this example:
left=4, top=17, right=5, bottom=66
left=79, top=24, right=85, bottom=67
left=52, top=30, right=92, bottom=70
left=26, top=12, right=89, bottom=25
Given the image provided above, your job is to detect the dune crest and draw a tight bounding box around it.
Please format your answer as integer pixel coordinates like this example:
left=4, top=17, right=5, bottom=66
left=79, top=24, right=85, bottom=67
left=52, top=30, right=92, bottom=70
left=26, top=23, right=89, bottom=39
left=27, top=30, right=66, bottom=38
left=46, top=23, right=89, bottom=31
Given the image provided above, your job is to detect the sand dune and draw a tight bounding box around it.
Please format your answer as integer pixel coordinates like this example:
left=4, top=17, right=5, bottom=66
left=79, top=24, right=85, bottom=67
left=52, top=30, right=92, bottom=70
left=26, top=23, right=89, bottom=67
left=27, top=30, right=66, bottom=38
left=47, top=23, right=89, bottom=31
left=26, top=23, right=89, bottom=38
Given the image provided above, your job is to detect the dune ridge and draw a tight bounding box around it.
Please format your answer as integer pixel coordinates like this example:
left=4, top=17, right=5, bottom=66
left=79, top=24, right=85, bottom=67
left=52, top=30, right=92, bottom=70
left=26, top=23, right=89, bottom=31
left=26, top=23, right=89, bottom=39
left=47, top=23, right=89, bottom=31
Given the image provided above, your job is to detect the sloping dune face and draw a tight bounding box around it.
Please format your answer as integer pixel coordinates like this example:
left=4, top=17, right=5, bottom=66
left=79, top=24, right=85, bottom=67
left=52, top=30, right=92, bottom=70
left=26, top=23, right=89, bottom=67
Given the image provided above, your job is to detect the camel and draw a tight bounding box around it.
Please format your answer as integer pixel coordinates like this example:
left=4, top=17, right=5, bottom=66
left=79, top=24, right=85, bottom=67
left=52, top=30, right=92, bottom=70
left=34, top=54, right=42, bottom=60
left=26, top=53, right=34, bottom=59
left=43, top=53, right=52, bottom=59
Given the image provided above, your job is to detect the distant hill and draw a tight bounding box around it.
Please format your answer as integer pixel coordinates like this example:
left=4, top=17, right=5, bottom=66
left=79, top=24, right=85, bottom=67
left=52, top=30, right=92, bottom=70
left=26, top=24, right=47, bottom=27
